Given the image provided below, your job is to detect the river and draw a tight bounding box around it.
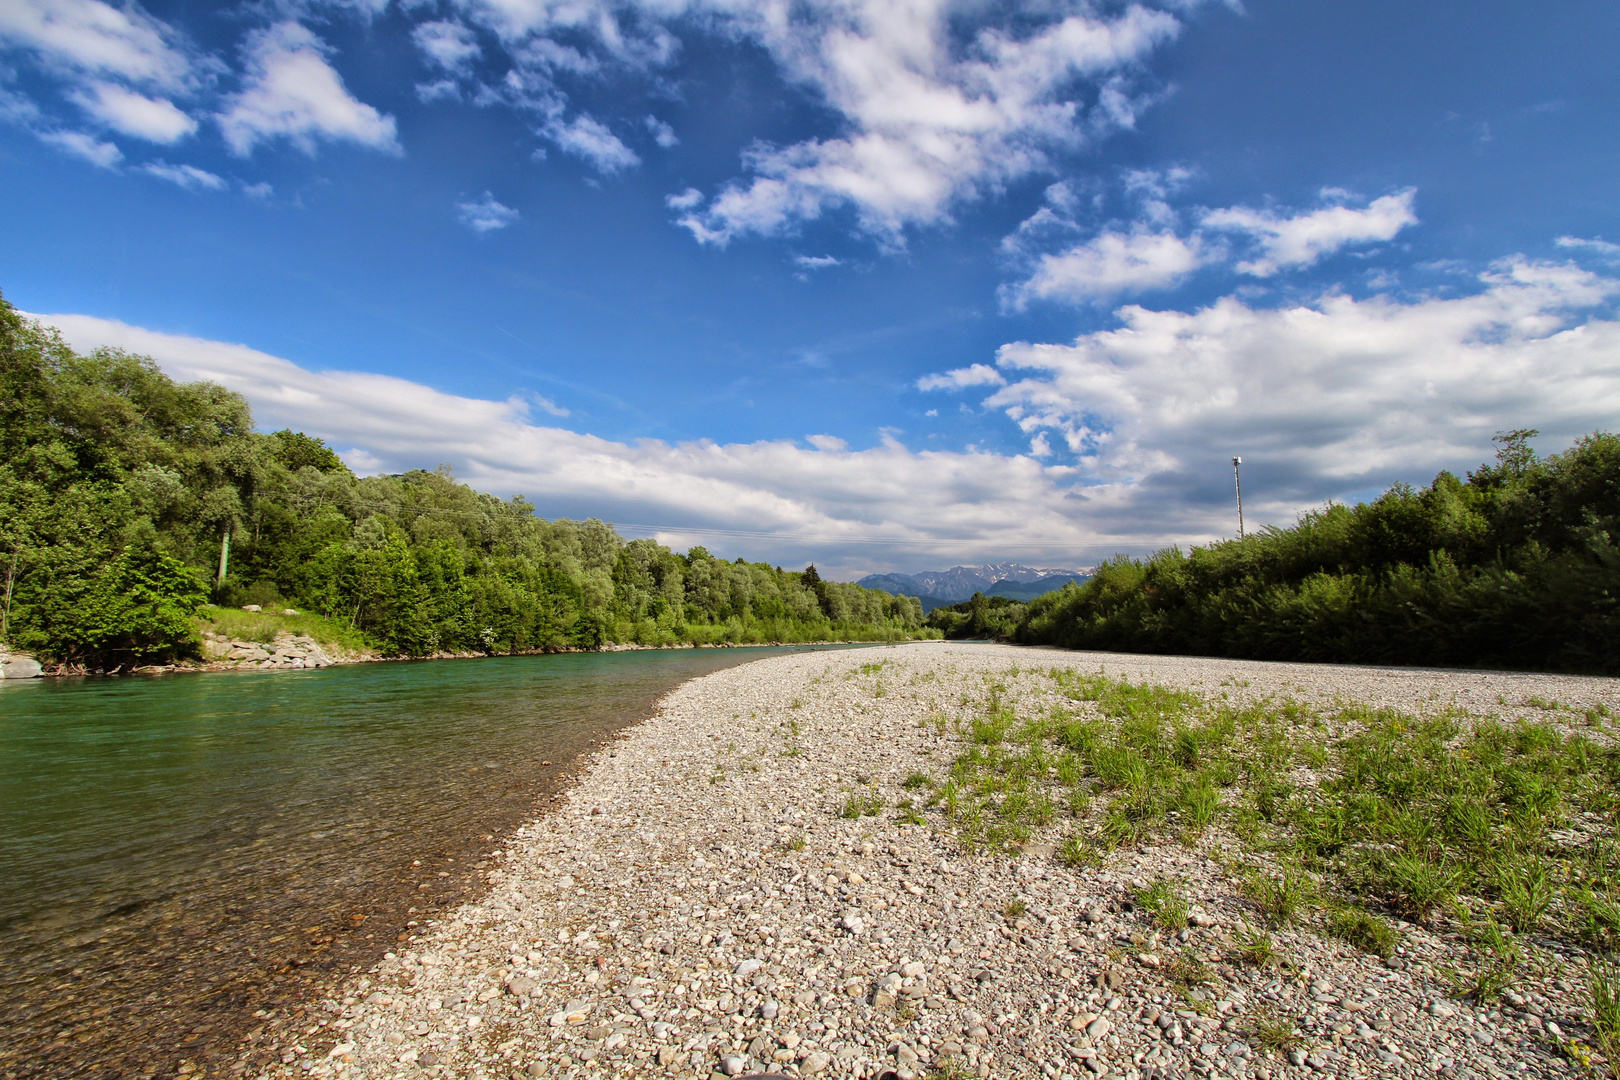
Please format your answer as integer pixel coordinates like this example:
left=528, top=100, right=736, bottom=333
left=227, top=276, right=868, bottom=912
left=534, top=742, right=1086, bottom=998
left=0, top=646, right=870, bottom=1078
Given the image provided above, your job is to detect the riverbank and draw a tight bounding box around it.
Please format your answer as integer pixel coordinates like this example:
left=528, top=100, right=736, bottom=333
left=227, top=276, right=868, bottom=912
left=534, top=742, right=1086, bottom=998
left=1, top=627, right=918, bottom=681
left=245, top=643, right=1620, bottom=1080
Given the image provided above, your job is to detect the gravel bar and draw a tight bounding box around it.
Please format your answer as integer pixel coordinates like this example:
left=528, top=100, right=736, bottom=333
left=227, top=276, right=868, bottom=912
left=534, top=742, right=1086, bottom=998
left=248, top=643, right=1620, bottom=1080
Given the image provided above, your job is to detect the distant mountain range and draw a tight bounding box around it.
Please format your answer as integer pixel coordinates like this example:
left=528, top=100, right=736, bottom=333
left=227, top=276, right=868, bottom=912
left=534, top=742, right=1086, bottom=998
left=857, top=562, right=1093, bottom=612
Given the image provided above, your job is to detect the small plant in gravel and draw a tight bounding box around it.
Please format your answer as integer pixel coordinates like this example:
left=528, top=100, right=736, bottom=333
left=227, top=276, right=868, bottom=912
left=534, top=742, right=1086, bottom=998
left=1587, top=959, right=1620, bottom=1080
left=1004, top=898, right=1027, bottom=918
left=1247, top=1007, right=1304, bottom=1056
left=1231, top=922, right=1282, bottom=968
left=1448, top=908, right=1521, bottom=1004
left=1327, top=906, right=1396, bottom=957
left=1136, top=878, right=1189, bottom=933
left=1243, top=864, right=1313, bottom=925
left=1058, top=832, right=1102, bottom=868
left=839, top=791, right=885, bottom=818
left=902, top=772, right=933, bottom=790
left=1494, top=848, right=1557, bottom=932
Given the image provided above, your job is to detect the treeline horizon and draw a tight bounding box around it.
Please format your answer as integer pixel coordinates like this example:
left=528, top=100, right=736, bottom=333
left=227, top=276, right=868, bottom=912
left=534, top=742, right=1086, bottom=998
left=0, top=293, right=931, bottom=667
left=1009, top=428, right=1620, bottom=674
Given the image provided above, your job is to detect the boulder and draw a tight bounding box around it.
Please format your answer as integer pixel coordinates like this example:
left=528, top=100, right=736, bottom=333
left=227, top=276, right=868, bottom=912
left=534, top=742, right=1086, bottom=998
left=241, top=604, right=262, bottom=612
left=3, top=657, right=43, bottom=679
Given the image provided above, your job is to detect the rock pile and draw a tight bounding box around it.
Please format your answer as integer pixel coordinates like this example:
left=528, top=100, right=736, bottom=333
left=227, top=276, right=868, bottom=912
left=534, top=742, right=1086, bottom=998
left=245, top=644, right=1617, bottom=1080
left=201, top=631, right=336, bottom=671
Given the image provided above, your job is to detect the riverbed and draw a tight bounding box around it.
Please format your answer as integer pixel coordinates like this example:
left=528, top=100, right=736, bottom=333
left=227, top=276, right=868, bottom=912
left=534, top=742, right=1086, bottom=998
left=0, top=645, right=871, bottom=1079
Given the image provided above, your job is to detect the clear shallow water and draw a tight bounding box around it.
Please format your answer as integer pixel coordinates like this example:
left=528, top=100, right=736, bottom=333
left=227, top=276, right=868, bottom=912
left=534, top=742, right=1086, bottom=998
left=0, top=646, right=866, bottom=1077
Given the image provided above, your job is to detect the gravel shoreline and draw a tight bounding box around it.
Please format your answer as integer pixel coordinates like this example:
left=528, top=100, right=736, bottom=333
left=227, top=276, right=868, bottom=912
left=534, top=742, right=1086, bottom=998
left=245, top=643, right=1620, bottom=1080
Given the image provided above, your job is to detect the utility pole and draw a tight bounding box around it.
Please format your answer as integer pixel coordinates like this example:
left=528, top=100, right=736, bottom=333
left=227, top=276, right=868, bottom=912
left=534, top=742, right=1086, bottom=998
left=1232, top=456, right=1245, bottom=540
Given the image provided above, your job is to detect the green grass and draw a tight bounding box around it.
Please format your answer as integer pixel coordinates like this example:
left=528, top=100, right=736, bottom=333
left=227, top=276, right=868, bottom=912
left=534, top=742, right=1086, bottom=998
left=195, top=605, right=372, bottom=651
left=1246, top=1008, right=1303, bottom=1056
left=1588, top=960, right=1620, bottom=1080
left=838, top=790, right=885, bottom=819
left=1136, top=878, right=1189, bottom=934
left=1231, top=922, right=1281, bottom=968
left=1327, top=907, right=1396, bottom=957
left=934, top=666, right=1620, bottom=995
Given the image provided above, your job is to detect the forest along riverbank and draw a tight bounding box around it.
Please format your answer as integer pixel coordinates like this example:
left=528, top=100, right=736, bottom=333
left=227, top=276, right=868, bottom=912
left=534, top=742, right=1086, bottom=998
left=291, top=643, right=1620, bottom=1080
left=0, top=648, right=859, bottom=1080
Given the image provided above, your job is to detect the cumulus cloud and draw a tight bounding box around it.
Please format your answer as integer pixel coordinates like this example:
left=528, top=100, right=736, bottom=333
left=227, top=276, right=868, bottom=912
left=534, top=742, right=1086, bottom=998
left=455, top=191, right=520, bottom=231
left=1002, top=229, right=1209, bottom=307
left=39, top=127, right=121, bottom=166
left=916, top=363, right=1005, bottom=391
left=1203, top=188, right=1418, bottom=276
left=140, top=160, right=225, bottom=189
left=0, top=0, right=198, bottom=90
left=665, top=187, right=702, bottom=211
left=645, top=114, right=677, bottom=148
left=671, top=3, right=1185, bottom=246
left=219, top=22, right=401, bottom=157
left=541, top=112, right=638, bottom=173
left=413, top=19, right=481, bottom=73
left=794, top=254, right=840, bottom=269
left=70, top=80, right=195, bottom=142
left=977, top=258, right=1620, bottom=530
left=32, top=312, right=1110, bottom=575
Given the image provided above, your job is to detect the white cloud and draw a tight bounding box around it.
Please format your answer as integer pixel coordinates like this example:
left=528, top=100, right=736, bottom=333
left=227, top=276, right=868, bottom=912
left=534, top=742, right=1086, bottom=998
left=1557, top=236, right=1620, bottom=262
left=672, top=3, right=1184, bottom=246
left=542, top=112, right=638, bottom=173
left=1203, top=188, right=1418, bottom=277
left=31, top=311, right=1114, bottom=575
left=39, top=127, right=121, bottom=166
left=70, top=80, right=195, bottom=142
left=413, top=20, right=481, bottom=73
left=0, top=0, right=197, bottom=90
left=1002, top=228, right=1209, bottom=307
left=416, top=78, right=462, bottom=103
left=665, top=186, right=702, bottom=211
left=979, top=258, right=1620, bottom=530
left=644, top=114, right=676, bottom=148
left=793, top=254, right=840, bottom=269
left=219, top=22, right=401, bottom=157
left=455, top=191, right=521, bottom=231
left=140, top=160, right=224, bottom=189
left=242, top=180, right=273, bottom=199
left=916, top=363, right=1005, bottom=391
left=38, top=146, right=1620, bottom=578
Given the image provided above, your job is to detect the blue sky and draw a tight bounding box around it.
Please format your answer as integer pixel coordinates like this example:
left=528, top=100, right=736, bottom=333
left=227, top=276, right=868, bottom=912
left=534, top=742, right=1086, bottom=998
left=4, top=0, right=1619, bottom=576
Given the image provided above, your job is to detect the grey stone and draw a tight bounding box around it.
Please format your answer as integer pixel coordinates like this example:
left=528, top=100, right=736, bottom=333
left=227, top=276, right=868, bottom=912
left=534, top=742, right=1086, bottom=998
left=800, top=1051, right=831, bottom=1075
left=719, top=1053, right=746, bottom=1075
left=2, top=657, right=42, bottom=679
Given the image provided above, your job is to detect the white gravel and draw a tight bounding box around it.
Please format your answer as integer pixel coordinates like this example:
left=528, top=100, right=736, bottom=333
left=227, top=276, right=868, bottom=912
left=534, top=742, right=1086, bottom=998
left=250, top=643, right=1620, bottom=1080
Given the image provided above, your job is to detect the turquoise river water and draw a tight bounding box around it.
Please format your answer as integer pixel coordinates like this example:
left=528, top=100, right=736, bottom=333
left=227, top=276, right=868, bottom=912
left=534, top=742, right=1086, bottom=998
left=0, top=646, right=867, bottom=1078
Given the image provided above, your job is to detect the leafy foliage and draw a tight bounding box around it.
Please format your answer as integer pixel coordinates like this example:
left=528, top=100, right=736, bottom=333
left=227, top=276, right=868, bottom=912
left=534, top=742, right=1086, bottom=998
left=925, top=591, right=1027, bottom=639
left=1016, top=428, right=1620, bottom=673
left=0, top=291, right=929, bottom=666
